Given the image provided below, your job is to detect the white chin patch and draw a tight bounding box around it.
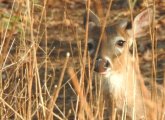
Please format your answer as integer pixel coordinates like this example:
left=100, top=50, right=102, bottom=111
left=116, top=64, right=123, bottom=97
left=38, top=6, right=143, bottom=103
left=99, top=68, right=112, bottom=77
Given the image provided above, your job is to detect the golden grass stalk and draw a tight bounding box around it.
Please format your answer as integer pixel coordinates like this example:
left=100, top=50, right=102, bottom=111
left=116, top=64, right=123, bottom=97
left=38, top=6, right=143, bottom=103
left=46, top=52, right=70, bottom=120
left=67, top=66, right=94, bottom=119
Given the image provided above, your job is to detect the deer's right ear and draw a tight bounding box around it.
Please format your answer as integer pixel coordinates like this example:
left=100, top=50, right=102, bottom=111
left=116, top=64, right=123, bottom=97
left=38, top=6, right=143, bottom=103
left=83, top=10, right=100, bottom=29
left=133, top=8, right=153, bottom=38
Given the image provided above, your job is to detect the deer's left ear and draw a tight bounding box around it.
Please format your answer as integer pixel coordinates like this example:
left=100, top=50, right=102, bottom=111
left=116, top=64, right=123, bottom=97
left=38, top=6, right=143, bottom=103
left=83, top=9, right=100, bottom=29
left=133, top=8, right=153, bottom=38
left=118, top=20, right=128, bottom=29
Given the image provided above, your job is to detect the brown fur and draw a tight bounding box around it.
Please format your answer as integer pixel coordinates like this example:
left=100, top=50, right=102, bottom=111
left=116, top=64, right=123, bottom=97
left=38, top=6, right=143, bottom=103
left=85, top=9, right=159, bottom=119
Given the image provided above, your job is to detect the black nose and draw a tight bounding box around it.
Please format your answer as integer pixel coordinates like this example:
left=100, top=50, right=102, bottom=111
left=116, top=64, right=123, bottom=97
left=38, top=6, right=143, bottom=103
left=94, top=57, right=110, bottom=73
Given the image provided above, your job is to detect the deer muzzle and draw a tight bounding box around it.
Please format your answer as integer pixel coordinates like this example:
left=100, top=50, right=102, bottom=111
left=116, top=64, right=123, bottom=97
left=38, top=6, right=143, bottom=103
left=94, top=57, right=111, bottom=75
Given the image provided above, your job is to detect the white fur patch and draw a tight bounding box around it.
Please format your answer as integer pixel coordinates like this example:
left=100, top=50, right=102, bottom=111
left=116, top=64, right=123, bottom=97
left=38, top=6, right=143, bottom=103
left=102, top=72, right=125, bottom=99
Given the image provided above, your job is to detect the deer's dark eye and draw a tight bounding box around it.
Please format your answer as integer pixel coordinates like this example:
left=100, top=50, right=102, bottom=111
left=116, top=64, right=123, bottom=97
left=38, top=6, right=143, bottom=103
left=88, top=42, right=94, bottom=51
left=116, top=40, right=126, bottom=47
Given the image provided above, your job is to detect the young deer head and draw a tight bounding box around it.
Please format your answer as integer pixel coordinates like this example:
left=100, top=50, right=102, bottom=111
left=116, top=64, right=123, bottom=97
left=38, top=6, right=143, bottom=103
left=84, top=9, right=154, bottom=119
left=85, top=9, right=152, bottom=77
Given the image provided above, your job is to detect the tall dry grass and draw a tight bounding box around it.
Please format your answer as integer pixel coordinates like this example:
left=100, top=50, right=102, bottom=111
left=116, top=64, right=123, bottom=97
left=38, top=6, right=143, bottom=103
left=0, top=0, right=164, bottom=120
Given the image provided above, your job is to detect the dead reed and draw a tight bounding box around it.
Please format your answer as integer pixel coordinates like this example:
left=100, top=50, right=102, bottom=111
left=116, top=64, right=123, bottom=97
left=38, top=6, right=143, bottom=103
left=0, top=0, right=164, bottom=120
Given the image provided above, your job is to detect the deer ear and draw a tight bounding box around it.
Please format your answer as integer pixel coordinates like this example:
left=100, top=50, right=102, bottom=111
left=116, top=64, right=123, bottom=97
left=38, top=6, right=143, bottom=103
left=118, top=20, right=128, bottom=29
left=83, top=10, right=100, bottom=29
left=133, top=8, right=153, bottom=38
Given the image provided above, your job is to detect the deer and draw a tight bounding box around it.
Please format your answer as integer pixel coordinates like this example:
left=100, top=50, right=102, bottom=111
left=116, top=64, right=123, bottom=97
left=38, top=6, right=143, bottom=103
left=84, top=8, right=158, bottom=120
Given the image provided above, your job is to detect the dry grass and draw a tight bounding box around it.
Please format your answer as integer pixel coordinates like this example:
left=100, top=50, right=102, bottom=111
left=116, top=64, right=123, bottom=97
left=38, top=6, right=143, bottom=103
left=0, top=0, right=165, bottom=120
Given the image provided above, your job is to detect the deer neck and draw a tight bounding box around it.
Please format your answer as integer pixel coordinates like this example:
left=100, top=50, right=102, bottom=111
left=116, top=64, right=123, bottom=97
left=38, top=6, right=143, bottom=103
left=102, top=52, right=137, bottom=100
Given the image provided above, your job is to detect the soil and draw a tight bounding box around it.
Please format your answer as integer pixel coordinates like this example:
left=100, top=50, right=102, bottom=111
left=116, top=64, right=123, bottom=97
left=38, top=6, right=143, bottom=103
left=0, top=0, right=165, bottom=119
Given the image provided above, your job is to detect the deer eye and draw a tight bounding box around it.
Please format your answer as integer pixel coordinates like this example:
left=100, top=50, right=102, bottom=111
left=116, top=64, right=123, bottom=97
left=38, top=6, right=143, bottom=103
left=88, top=39, right=95, bottom=55
left=88, top=42, right=94, bottom=51
left=116, top=40, right=126, bottom=47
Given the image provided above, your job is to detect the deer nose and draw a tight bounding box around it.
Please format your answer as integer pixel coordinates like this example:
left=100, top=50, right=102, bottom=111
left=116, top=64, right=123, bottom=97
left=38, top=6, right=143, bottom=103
left=94, top=57, right=111, bottom=73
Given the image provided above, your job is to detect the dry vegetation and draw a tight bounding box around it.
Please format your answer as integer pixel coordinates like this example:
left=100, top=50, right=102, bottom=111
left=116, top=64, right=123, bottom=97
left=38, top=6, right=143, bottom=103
left=0, top=0, right=165, bottom=120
